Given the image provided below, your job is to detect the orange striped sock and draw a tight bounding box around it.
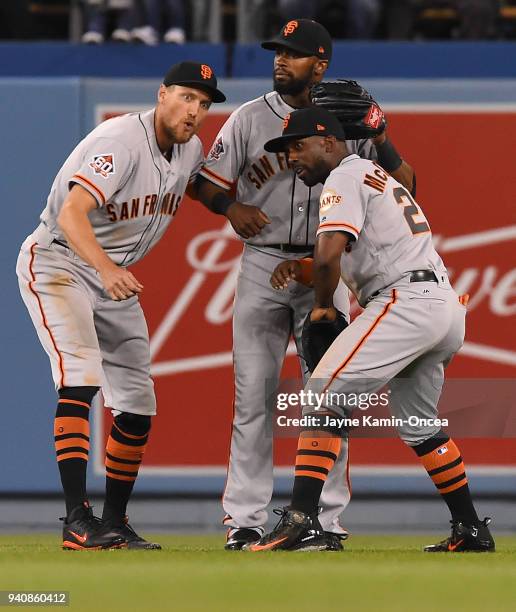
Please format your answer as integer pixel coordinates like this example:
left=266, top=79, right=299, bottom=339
left=103, top=418, right=149, bottom=521
left=291, top=430, right=342, bottom=515
left=54, top=396, right=92, bottom=515
left=414, top=433, right=478, bottom=524
left=419, top=438, right=467, bottom=493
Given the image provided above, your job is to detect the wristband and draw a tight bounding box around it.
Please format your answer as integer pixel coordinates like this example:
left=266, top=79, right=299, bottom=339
left=210, top=191, right=236, bottom=215
left=375, top=138, right=402, bottom=173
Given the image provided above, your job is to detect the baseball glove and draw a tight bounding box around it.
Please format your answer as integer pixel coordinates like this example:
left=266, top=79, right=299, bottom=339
left=301, top=309, right=349, bottom=373
left=310, top=79, right=386, bottom=140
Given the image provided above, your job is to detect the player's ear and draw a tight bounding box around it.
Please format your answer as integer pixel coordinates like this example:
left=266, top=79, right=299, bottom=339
left=324, top=135, right=336, bottom=152
left=158, top=84, right=169, bottom=104
left=314, top=59, right=328, bottom=77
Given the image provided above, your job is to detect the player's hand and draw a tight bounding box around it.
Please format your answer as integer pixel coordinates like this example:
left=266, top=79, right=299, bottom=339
left=371, top=130, right=387, bottom=146
left=226, top=201, right=271, bottom=239
left=310, top=306, right=337, bottom=322
left=99, top=263, right=144, bottom=301
left=270, top=260, right=301, bottom=290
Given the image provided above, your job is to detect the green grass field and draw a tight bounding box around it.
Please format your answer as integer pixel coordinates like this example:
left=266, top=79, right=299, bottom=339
left=1, top=534, right=515, bottom=611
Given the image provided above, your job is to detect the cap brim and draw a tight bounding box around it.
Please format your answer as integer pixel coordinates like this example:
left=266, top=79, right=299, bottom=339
left=264, top=132, right=316, bottom=153
left=172, top=80, right=226, bottom=103
left=261, top=38, right=314, bottom=57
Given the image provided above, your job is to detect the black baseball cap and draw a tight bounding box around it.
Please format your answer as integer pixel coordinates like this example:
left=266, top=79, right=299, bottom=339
left=163, top=61, right=226, bottom=103
left=262, top=19, right=332, bottom=61
left=264, top=107, right=345, bottom=153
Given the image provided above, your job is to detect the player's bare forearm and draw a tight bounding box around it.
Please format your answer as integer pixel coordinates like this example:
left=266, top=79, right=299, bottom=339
left=57, top=185, right=143, bottom=300
left=390, top=160, right=414, bottom=194
left=313, top=232, right=348, bottom=308
left=58, top=208, right=110, bottom=271
left=313, top=260, right=340, bottom=308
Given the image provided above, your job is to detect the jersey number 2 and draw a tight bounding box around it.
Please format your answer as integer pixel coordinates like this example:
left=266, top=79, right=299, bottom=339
left=393, top=186, right=430, bottom=235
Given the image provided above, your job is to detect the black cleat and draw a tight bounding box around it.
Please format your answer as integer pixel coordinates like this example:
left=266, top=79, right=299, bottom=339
left=424, top=517, right=495, bottom=552
left=103, top=516, right=162, bottom=550
left=225, top=527, right=262, bottom=551
left=61, top=503, right=127, bottom=551
left=324, top=531, right=348, bottom=551
left=244, top=508, right=327, bottom=552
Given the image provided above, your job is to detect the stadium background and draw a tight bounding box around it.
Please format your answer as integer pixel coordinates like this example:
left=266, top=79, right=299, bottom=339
left=1, top=41, right=515, bottom=527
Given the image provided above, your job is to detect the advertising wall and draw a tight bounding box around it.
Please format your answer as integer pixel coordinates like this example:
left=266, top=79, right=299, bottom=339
left=2, top=76, right=515, bottom=493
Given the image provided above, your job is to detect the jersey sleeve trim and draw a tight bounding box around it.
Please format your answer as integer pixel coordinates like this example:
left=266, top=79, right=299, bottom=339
left=317, top=221, right=359, bottom=240
left=199, top=166, right=234, bottom=190
left=71, top=173, right=107, bottom=206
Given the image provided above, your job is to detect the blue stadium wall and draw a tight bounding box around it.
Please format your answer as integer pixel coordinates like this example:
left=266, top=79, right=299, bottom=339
left=1, top=42, right=515, bottom=494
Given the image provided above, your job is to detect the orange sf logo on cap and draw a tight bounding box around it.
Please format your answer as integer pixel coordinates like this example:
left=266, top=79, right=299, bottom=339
left=283, top=114, right=290, bottom=130
left=283, top=20, right=298, bottom=36
left=319, top=46, right=325, bottom=54
left=316, top=124, right=325, bottom=131
left=200, top=64, right=212, bottom=80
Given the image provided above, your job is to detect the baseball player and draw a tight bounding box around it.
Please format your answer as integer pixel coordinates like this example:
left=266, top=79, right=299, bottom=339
left=194, top=19, right=415, bottom=551
left=246, top=107, right=494, bottom=552
left=16, top=61, right=226, bottom=550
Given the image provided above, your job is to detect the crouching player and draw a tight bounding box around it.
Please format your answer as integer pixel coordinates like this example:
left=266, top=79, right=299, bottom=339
left=246, top=107, right=494, bottom=553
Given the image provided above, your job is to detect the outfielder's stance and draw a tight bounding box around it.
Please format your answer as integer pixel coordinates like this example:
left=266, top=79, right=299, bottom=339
left=247, top=107, right=494, bottom=552
left=196, top=19, right=415, bottom=551
left=16, top=62, right=226, bottom=550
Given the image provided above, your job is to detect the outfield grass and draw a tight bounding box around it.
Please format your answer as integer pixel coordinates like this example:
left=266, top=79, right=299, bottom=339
left=1, top=534, right=515, bottom=611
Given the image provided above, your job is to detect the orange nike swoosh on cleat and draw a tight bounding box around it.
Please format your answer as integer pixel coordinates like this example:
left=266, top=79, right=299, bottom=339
left=448, top=539, right=464, bottom=551
left=69, top=531, right=88, bottom=544
left=248, top=537, right=288, bottom=551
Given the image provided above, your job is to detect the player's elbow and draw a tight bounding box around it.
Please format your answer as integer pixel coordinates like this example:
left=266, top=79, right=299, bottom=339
left=56, top=203, right=70, bottom=232
left=195, top=176, right=214, bottom=205
left=410, top=172, right=416, bottom=197
left=57, top=200, right=81, bottom=236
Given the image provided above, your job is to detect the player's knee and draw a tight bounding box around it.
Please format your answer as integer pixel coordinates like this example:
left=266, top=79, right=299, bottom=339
left=58, top=386, right=100, bottom=405
left=302, top=409, right=349, bottom=438
left=115, top=412, right=152, bottom=437
left=401, top=428, right=448, bottom=452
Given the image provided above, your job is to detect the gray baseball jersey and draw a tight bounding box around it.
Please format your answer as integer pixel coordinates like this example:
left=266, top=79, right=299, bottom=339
left=201, top=92, right=377, bottom=534
left=41, top=109, right=203, bottom=266
left=304, top=156, right=463, bottom=447
left=201, top=91, right=376, bottom=246
left=317, top=155, right=446, bottom=306
left=16, top=109, right=203, bottom=415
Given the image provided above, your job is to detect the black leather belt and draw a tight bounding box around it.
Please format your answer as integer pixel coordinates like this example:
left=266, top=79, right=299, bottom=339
left=368, top=270, right=438, bottom=302
left=264, top=244, right=314, bottom=253
left=409, top=270, right=438, bottom=283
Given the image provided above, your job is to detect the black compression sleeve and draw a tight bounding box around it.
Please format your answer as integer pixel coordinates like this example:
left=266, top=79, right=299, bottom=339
left=211, top=191, right=236, bottom=215
left=375, top=138, right=403, bottom=173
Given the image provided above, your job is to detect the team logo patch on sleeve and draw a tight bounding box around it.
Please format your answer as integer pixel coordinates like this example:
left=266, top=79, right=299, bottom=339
left=320, top=189, right=342, bottom=212
left=89, top=154, right=115, bottom=179
left=209, top=136, right=225, bottom=160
